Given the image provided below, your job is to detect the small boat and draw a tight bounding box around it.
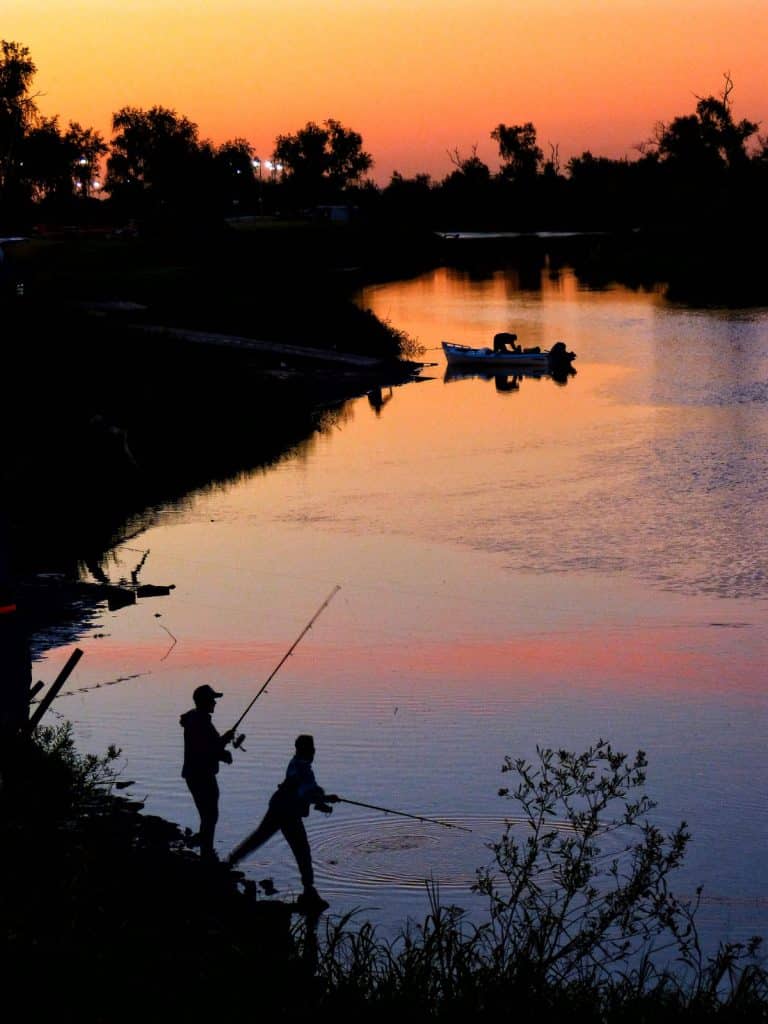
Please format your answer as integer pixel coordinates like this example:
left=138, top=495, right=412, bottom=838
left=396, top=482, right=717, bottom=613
left=442, top=340, right=576, bottom=369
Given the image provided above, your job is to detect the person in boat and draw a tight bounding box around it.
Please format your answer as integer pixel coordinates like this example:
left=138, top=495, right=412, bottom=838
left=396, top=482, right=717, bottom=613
left=180, top=684, right=235, bottom=862
left=228, top=734, right=339, bottom=911
left=493, top=332, right=520, bottom=353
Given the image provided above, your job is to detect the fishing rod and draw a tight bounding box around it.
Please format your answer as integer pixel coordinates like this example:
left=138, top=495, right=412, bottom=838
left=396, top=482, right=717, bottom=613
left=229, top=584, right=341, bottom=749
left=337, top=796, right=472, bottom=833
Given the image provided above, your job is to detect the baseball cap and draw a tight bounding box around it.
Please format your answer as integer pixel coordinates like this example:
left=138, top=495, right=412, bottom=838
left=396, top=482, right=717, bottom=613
left=193, top=684, right=223, bottom=704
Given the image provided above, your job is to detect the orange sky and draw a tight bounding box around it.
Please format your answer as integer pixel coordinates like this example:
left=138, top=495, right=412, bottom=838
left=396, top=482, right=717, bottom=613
left=6, top=1, right=767, bottom=182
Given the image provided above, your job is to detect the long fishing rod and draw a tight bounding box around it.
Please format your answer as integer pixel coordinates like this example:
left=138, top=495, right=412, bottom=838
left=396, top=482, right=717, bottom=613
left=337, top=796, right=472, bottom=833
left=229, top=584, right=341, bottom=747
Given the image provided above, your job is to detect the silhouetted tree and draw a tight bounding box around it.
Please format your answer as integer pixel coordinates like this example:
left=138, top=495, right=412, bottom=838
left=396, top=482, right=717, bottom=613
left=67, top=122, right=108, bottom=198
left=0, top=41, right=38, bottom=217
left=273, top=118, right=372, bottom=205
left=106, top=105, right=209, bottom=217
left=212, top=138, right=258, bottom=212
left=19, top=116, right=72, bottom=201
left=445, top=145, right=492, bottom=186
left=564, top=151, right=634, bottom=228
left=19, top=118, right=108, bottom=206
left=492, top=122, right=543, bottom=182
left=381, top=171, right=435, bottom=226
left=654, top=75, right=758, bottom=172
left=644, top=75, right=761, bottom=229
left=438, top=146, right=497, bottom=228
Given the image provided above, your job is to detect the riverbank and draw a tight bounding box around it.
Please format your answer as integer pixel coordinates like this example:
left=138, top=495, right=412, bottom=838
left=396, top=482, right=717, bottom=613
left=1, top=723, right=312, bottom=1021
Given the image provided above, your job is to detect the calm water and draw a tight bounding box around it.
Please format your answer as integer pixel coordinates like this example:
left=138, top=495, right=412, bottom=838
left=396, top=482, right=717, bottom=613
left=37, top=264, right=768, bottom=949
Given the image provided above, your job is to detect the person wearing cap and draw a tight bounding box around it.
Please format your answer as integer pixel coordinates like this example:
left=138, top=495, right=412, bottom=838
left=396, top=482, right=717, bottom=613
left=180, top=684, right=235, bottom=861
left=228, top=734, right=339, bottom=911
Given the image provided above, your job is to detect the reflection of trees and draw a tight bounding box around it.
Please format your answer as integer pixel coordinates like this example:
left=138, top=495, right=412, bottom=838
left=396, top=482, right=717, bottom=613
left=440, top=231, right=762, bottom=307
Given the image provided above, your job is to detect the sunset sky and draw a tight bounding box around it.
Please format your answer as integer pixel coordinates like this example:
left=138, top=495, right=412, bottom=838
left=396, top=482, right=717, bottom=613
left=6, top=0, right=767, bottom=183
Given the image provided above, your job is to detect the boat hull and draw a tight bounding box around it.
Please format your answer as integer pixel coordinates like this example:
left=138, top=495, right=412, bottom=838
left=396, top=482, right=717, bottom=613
left=442, top=341, right=551, bottom=368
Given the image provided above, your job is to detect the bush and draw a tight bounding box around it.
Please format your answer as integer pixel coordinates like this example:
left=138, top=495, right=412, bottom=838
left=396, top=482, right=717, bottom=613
left=301, top=741, right=767, bottom=1019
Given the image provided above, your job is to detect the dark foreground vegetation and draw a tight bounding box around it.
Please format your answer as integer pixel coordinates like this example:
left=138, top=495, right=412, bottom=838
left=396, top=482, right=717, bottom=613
left=2, top=730, right=765, bottom=1021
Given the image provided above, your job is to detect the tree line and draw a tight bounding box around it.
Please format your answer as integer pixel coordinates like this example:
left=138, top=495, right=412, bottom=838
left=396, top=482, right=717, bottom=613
left=1, top=40, right=766, bottom=233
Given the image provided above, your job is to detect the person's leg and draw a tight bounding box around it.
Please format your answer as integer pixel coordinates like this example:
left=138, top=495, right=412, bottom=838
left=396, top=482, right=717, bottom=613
left=187, top=776, right=219, bottom=857
left=281, top=818, right=314, bottom=890
left=283, top=818, right=329, bottom=911
left=228, top=806, right=281, bottom=865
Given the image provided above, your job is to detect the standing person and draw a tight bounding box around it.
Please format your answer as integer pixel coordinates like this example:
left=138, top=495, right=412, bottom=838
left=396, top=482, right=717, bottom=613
left=228, top=734, right=338, bottom=911
left=180, top=684, right=234, bottom=862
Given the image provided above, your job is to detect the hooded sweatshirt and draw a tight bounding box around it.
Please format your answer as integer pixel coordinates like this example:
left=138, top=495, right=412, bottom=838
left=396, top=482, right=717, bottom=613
left=180, top=708, right=227, bottom=778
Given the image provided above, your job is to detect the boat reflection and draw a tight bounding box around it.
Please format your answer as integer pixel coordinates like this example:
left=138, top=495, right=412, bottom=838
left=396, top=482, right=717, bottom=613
left=443, top=363, right=576, bottom=392
left=367, top=385, right=394, bottom=416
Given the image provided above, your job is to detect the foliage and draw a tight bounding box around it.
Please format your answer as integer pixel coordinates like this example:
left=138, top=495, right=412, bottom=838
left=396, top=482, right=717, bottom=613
left=0, top=721, right=122, bottom=819
left=13, top=116, right=108, bottom=205
left=474, top=742, right=695, bottom=983
left=106, top=104, right=210, bottom=215
left=67, top=121, right=108, bottom=197
left=358, top=308, right=424, bottom=359
left=213, top=136, right=257, bottom=209
left=653, top=75, right=759, bottom=172
left=492, top=121, right=544, bottom=181
left=296, top=742, right=767, bottom=1019
left=33, top=721, right=122, bottom=796
left=273, top=118, right=373, bottom=204
left=0, top=40, right=38, bottom=210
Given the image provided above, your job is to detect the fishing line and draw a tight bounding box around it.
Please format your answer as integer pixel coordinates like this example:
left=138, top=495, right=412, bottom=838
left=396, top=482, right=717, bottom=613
left=29, top=672, right=149, bottom=702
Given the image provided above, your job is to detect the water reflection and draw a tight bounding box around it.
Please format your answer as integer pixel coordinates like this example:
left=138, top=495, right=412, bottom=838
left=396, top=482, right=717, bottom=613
left=443, top=365, right=576, bottom=391
left=367, top=385, right=394, bottom=416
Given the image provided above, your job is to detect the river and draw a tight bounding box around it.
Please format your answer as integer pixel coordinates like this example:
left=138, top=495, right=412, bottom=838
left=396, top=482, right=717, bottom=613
left=35, top=258, right=768, bottom=952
